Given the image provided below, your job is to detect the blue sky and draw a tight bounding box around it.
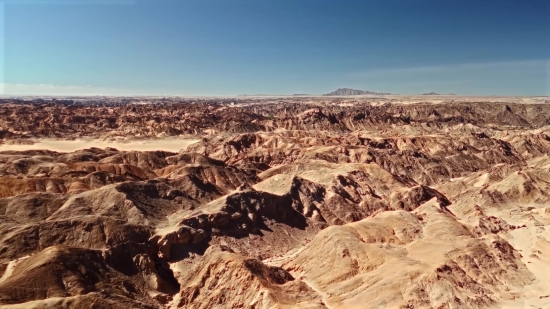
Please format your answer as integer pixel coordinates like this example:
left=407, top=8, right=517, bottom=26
left=1, top=0, right=549, bottom=96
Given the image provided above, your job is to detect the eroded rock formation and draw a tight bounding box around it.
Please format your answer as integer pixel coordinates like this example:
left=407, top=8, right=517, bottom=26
left=0, top=96, right=549, bottom=308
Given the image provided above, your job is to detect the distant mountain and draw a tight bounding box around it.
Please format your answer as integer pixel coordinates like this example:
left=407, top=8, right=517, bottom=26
left=323, top=88, right=391, bottom=96
left=419, top=92, right=457, bottom=96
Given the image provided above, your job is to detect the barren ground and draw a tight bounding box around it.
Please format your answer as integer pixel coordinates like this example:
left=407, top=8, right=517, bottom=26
left=0, top=95, right=549, bottom=309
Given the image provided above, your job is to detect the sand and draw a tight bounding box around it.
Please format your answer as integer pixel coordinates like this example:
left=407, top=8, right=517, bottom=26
left=0, top=138, right=199, bottom=153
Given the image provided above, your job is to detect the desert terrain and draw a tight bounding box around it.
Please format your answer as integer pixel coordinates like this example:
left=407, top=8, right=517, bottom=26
left=0, top=95, right=549, bottom=308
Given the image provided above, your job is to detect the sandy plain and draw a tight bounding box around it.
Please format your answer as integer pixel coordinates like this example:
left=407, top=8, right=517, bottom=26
left=0, top=138, right=199, bottom=153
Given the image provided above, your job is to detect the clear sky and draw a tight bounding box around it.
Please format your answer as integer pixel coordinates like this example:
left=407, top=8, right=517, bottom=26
left=1, top=0, right=549, bottom=96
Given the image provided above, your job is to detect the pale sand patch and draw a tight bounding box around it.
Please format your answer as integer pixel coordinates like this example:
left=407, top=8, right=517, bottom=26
left=0, top=138, right=199, bottom=153
left=0, top=255, right=30, bottom=284
left=497, top=206, right=550, bottom=308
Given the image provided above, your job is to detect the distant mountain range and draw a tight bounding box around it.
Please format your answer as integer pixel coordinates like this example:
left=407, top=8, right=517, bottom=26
left=418, top=92, right=457, bottom=96
left=323, top=88, right=392, bottom=96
